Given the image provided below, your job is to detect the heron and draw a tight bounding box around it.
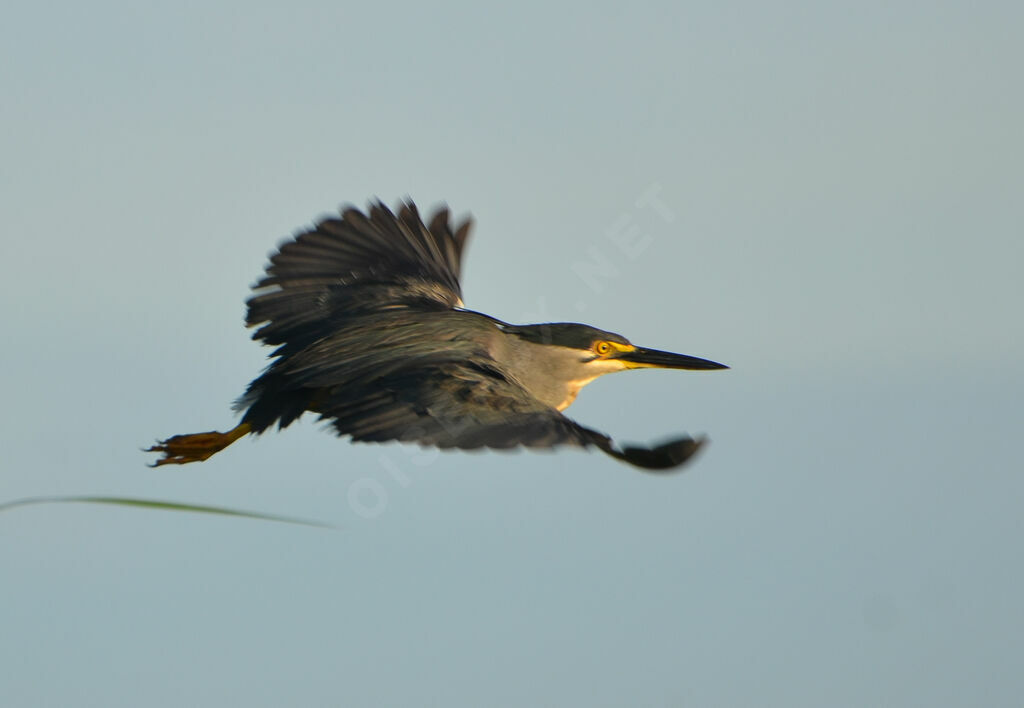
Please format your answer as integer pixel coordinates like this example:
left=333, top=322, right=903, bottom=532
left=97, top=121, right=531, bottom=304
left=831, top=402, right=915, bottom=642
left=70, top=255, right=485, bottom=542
left=148, top=200, right=727, bottom=471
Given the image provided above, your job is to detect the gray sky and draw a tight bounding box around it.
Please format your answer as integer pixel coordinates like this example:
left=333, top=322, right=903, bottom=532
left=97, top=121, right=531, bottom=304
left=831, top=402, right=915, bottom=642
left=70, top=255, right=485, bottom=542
left=2, top=1, right=1022, bottom=706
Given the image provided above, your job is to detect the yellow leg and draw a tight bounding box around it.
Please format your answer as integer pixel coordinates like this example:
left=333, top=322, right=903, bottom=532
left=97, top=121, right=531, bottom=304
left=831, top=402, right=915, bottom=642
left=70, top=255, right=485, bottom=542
left=146, top=423, right=251, bottom=466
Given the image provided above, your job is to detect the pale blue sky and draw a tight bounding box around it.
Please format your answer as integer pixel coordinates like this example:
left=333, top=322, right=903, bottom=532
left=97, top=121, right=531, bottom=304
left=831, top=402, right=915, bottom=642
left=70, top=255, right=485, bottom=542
left=2, top=1, right=1022, bottom=706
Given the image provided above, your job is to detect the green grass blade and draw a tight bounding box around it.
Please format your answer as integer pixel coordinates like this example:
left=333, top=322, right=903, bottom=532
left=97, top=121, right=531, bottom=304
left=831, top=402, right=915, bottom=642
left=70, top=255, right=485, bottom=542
left=0, top=495, right=334, bottom=529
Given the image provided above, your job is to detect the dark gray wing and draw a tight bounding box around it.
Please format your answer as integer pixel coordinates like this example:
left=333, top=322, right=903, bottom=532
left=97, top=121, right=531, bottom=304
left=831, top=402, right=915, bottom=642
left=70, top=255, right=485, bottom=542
left=318, top=362, right=705, bottom=471
left=246, top=200, right=471, bottom=350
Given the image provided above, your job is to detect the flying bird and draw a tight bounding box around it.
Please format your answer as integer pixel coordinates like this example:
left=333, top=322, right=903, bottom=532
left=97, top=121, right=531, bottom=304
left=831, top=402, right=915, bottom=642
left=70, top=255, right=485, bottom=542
left=148, top=200, right=727, bottom=471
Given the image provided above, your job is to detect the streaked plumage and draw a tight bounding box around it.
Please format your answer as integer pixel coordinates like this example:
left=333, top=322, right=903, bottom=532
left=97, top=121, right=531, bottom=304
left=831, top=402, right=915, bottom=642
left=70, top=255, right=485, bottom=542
left=148, top=200, right=727, bottom=471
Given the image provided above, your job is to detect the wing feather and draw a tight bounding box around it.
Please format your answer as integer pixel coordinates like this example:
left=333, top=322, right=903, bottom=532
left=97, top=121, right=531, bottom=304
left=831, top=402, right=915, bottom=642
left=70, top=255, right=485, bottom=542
left=314, top=363, right=706, bottom=470
left=246, top=200, right=471, bottom=348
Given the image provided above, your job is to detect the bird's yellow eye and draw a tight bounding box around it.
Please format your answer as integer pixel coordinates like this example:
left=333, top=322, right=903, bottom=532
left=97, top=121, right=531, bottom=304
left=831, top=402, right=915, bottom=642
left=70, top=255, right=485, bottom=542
left=595, top=341, right=613, bottom=356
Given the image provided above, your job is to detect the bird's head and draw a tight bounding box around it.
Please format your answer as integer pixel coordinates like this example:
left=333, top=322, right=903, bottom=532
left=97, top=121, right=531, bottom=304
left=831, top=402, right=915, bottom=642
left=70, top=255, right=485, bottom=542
left=500, top=322, right=727, bottom=410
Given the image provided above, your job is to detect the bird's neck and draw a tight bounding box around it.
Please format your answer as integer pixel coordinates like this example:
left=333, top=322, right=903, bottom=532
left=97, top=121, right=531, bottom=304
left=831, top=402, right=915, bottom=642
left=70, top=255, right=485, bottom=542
left=496, top=335, right=602, bottom=411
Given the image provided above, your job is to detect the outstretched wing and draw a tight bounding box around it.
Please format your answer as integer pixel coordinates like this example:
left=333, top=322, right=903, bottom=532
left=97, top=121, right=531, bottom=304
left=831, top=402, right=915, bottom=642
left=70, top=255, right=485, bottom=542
left=246, top=200, right=472, bottom=350
left=318, top=362, right=705, bottom=471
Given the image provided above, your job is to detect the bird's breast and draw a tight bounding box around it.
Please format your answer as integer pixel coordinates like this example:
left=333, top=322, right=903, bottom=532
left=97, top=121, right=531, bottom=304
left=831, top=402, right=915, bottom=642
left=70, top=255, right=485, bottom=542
left=556, top=385, right=582, bottom=411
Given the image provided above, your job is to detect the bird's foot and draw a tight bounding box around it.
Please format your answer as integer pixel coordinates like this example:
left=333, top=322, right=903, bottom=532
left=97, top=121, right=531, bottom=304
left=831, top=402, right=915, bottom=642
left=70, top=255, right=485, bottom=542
left=146, top=424, right=250, bottom=466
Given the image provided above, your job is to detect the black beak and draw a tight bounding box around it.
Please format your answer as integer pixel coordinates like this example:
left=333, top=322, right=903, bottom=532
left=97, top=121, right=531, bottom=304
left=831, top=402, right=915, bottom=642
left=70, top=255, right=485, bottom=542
left=618, top=347, right=729, bottom=371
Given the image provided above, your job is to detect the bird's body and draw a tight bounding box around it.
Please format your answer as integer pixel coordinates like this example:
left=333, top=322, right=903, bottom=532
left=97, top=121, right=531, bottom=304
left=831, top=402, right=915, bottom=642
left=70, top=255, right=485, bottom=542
left=149, top=200, right=726, bottom=471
